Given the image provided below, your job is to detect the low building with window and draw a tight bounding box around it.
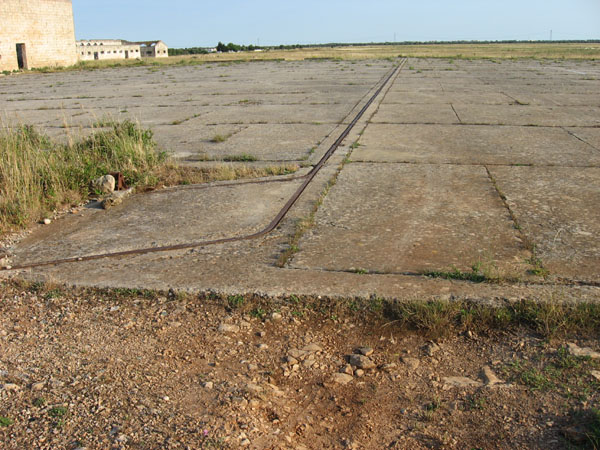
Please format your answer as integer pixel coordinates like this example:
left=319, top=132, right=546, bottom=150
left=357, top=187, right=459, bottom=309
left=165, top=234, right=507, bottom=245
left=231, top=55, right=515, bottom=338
left=76, top=40, right=168, bottom=61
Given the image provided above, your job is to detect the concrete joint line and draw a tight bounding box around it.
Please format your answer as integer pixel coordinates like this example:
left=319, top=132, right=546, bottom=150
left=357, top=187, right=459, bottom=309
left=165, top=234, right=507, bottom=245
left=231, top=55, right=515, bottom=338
left=562, top=127, right=600, bottom=153
left=483, top=165, right=532, bottom=254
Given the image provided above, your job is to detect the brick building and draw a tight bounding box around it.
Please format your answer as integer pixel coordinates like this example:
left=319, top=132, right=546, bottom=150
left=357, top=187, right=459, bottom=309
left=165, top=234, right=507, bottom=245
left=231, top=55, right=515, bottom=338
left=0, top=0, right=77, bottom=72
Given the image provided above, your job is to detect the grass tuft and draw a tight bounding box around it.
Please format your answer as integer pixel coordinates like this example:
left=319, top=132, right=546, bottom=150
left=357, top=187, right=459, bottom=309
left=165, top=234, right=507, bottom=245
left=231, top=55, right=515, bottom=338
left=0, top=121, right=297, bottom=237
left=222, top=153, right=257, bottom=162
left=0, top=121, right=166, bottom=234
left=0, top=416, right=14, bottom=427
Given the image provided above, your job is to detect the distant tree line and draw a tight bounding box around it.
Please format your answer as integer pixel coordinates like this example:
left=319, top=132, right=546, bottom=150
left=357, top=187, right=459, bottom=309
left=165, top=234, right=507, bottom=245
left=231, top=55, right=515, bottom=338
left=216, top=42, right=260, bottom=52
left=169, top=39, right=600, bottom=56
left=168, top=47, right=210, bottom=56
left=268, top=40, right=600, bottom=49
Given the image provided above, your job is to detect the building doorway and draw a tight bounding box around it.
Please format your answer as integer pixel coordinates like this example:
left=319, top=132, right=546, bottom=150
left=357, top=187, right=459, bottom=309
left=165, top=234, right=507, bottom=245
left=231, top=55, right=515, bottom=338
left=16, top=43, right=27, bottom=69
left=94, top=52, right=99, bottom=60
left=125, top=50, right=129, bottom=59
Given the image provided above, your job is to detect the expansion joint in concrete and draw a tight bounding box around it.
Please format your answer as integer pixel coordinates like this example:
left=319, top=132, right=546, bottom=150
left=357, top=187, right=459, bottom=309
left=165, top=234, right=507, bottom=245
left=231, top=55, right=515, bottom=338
left=483, top=165, right=533, bottom=254
left=562, top=127, right=600, bottom=153
left=450, top=103, right=462, bottom=123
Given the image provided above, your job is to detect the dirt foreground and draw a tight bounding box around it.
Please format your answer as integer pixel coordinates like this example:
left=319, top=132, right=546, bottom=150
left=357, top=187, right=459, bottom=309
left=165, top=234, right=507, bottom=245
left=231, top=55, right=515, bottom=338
left=1, top=281, right=599, bottom=449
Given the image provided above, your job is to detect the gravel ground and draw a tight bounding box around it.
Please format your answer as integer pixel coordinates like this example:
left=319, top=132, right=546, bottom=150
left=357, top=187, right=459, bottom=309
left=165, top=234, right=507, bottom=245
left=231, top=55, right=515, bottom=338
left=1, top=280, right=599, bottom=449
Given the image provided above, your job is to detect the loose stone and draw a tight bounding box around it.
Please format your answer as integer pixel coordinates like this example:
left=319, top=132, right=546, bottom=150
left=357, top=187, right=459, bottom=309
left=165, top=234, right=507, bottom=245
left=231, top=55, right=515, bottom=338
left=218, top=323, right=240, bottom=333
left=91, top=174, right=116, bottom=195
left=567, top=342, right=600, bottom=359
left=31, top=381, right=45, bottom=391
left=423, top=342, right=441, bottom=357
left=357, top=347, right=374, bottom=357
left=481, top=365, right=504, bottom=386
left=347, top=354, right=376, bottom=369
left=303, top=343, right=323, bottom=353
left=341, top=364, right=354, bottom=375
left=442, top=376, right=483, bottom=388
left=401, top=357, right=420, bottom=370
left=332, top=373, right=354, bottom=385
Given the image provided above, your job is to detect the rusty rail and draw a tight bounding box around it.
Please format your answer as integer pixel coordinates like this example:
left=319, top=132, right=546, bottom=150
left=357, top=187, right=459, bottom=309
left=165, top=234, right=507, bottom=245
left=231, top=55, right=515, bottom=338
left=4, top=59, right=406, bottom=271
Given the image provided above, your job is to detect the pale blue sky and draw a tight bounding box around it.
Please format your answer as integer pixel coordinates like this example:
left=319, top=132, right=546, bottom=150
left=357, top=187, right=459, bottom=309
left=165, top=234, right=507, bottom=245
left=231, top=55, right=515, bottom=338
left=73, top=0, right=600, bottom=48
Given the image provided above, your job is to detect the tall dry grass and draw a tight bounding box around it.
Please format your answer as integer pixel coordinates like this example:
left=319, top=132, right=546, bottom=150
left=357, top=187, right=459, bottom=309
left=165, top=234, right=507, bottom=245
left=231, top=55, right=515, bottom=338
left=0, top=121, right=166, bottom=233
left=0, top=121, right=298, bottom=236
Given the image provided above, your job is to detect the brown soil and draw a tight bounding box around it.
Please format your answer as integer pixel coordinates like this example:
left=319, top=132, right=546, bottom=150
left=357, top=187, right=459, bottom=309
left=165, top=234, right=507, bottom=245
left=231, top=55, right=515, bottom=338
left=0, top=281, right=599, bottom=449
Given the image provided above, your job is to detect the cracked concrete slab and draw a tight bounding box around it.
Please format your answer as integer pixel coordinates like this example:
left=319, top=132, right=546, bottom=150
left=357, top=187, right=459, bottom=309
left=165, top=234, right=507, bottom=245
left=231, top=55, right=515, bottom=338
left=453, top=104, right=600, bottom=127
left=489, top=166, right=600, bottom=282
left=10, top=178, right=304, bottom=266
left=288, top=163, right=529, bottom=275
left=0, top=60, right=394, bottom=164
left=371, top=103, right=460, bottom=124
left=352, top=124, right=600, bottom=166
left=2, top=58, right=600, bottom=301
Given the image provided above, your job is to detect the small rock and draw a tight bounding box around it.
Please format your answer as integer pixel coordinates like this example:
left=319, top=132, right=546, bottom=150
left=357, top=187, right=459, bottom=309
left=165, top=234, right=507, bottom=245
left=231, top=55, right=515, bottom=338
left=567, top=342, right=600, bottom=359
left=91, top=174, right=116, bottom=195
left=247, top=364, right=258, bottom=372
left=303, top=343, right=323, bottom=353
left=442, top=376, right=483, bottom=388
left=271, top=312, right=282, bottom=321
left=380, top=363, right=397, bottom=372
left=245, top=383, right=263, bottom=395
left=43, top=218, right=52, bottom=225
left=266, top=383, right=284, bottom=397
left=240, top=439, right=251, bottom=447
left=115, top=434, right=128, bottom=444
left=302, top=358, right=316, bottom=368
left=289, top=349, right=306, bottom=359
left=285, top=355, right=299, bottom=365
left=257, top=343, right=268, bottom=350
left=332, top=373, right=354, bottom=385
left=218, top=323, right=240, bottom=333
left=31, top=382, right=45, bottom=391
left=1, top=383, right=20, bottom=391
left=342, top=439, right=358, bottom=449
left=341, top=364, right=354, bottom=375
left=591, top=370, right=600, bottom=381
left=355, top=369, right=365, bottom=377
left=401, top=357, right=420, bottom=370
left=347, top=354, right=376, bottom=369
left=202, top=382, right=214, bottom=390
left=357, top=347, right=374, bottom=357
left=101, top=187, right=134, bottom=210
left=423, top=342, right=441, bottom=357
left=481, top=365, right=504, bottom=386
left=258, top=331, right=266, bottom=338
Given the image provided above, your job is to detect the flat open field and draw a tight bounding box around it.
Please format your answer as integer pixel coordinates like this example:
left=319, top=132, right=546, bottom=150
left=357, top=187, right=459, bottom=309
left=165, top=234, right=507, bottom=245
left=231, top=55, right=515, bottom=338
left=12, top=43, right=599, bottom=73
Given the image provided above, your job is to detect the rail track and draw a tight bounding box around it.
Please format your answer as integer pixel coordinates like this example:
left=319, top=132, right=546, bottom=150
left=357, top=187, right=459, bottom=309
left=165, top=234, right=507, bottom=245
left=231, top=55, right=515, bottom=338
left=3, top=59, right=406, bottom=271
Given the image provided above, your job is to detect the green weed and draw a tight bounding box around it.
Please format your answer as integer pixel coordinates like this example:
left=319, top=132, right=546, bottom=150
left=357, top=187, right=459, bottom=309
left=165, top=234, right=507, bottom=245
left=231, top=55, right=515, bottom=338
left=0, top=416, right=14, bottom=427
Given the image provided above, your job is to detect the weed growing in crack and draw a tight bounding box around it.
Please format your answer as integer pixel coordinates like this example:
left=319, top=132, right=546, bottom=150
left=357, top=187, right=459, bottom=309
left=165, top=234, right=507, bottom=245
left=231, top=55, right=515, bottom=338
left=222, top=154, right=257, bottom=162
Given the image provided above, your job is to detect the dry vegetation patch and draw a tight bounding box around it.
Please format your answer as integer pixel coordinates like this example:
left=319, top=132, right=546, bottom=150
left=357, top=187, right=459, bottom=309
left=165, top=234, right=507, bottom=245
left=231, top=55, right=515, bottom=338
left=0, top=122, right=298, bottom=237
left=1, top=280, right=600, bottom=449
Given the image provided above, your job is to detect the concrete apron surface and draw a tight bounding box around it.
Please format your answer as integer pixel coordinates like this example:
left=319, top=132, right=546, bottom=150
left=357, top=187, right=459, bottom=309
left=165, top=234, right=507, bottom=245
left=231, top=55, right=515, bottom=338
left=2, top=59, right=600, bottom=303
